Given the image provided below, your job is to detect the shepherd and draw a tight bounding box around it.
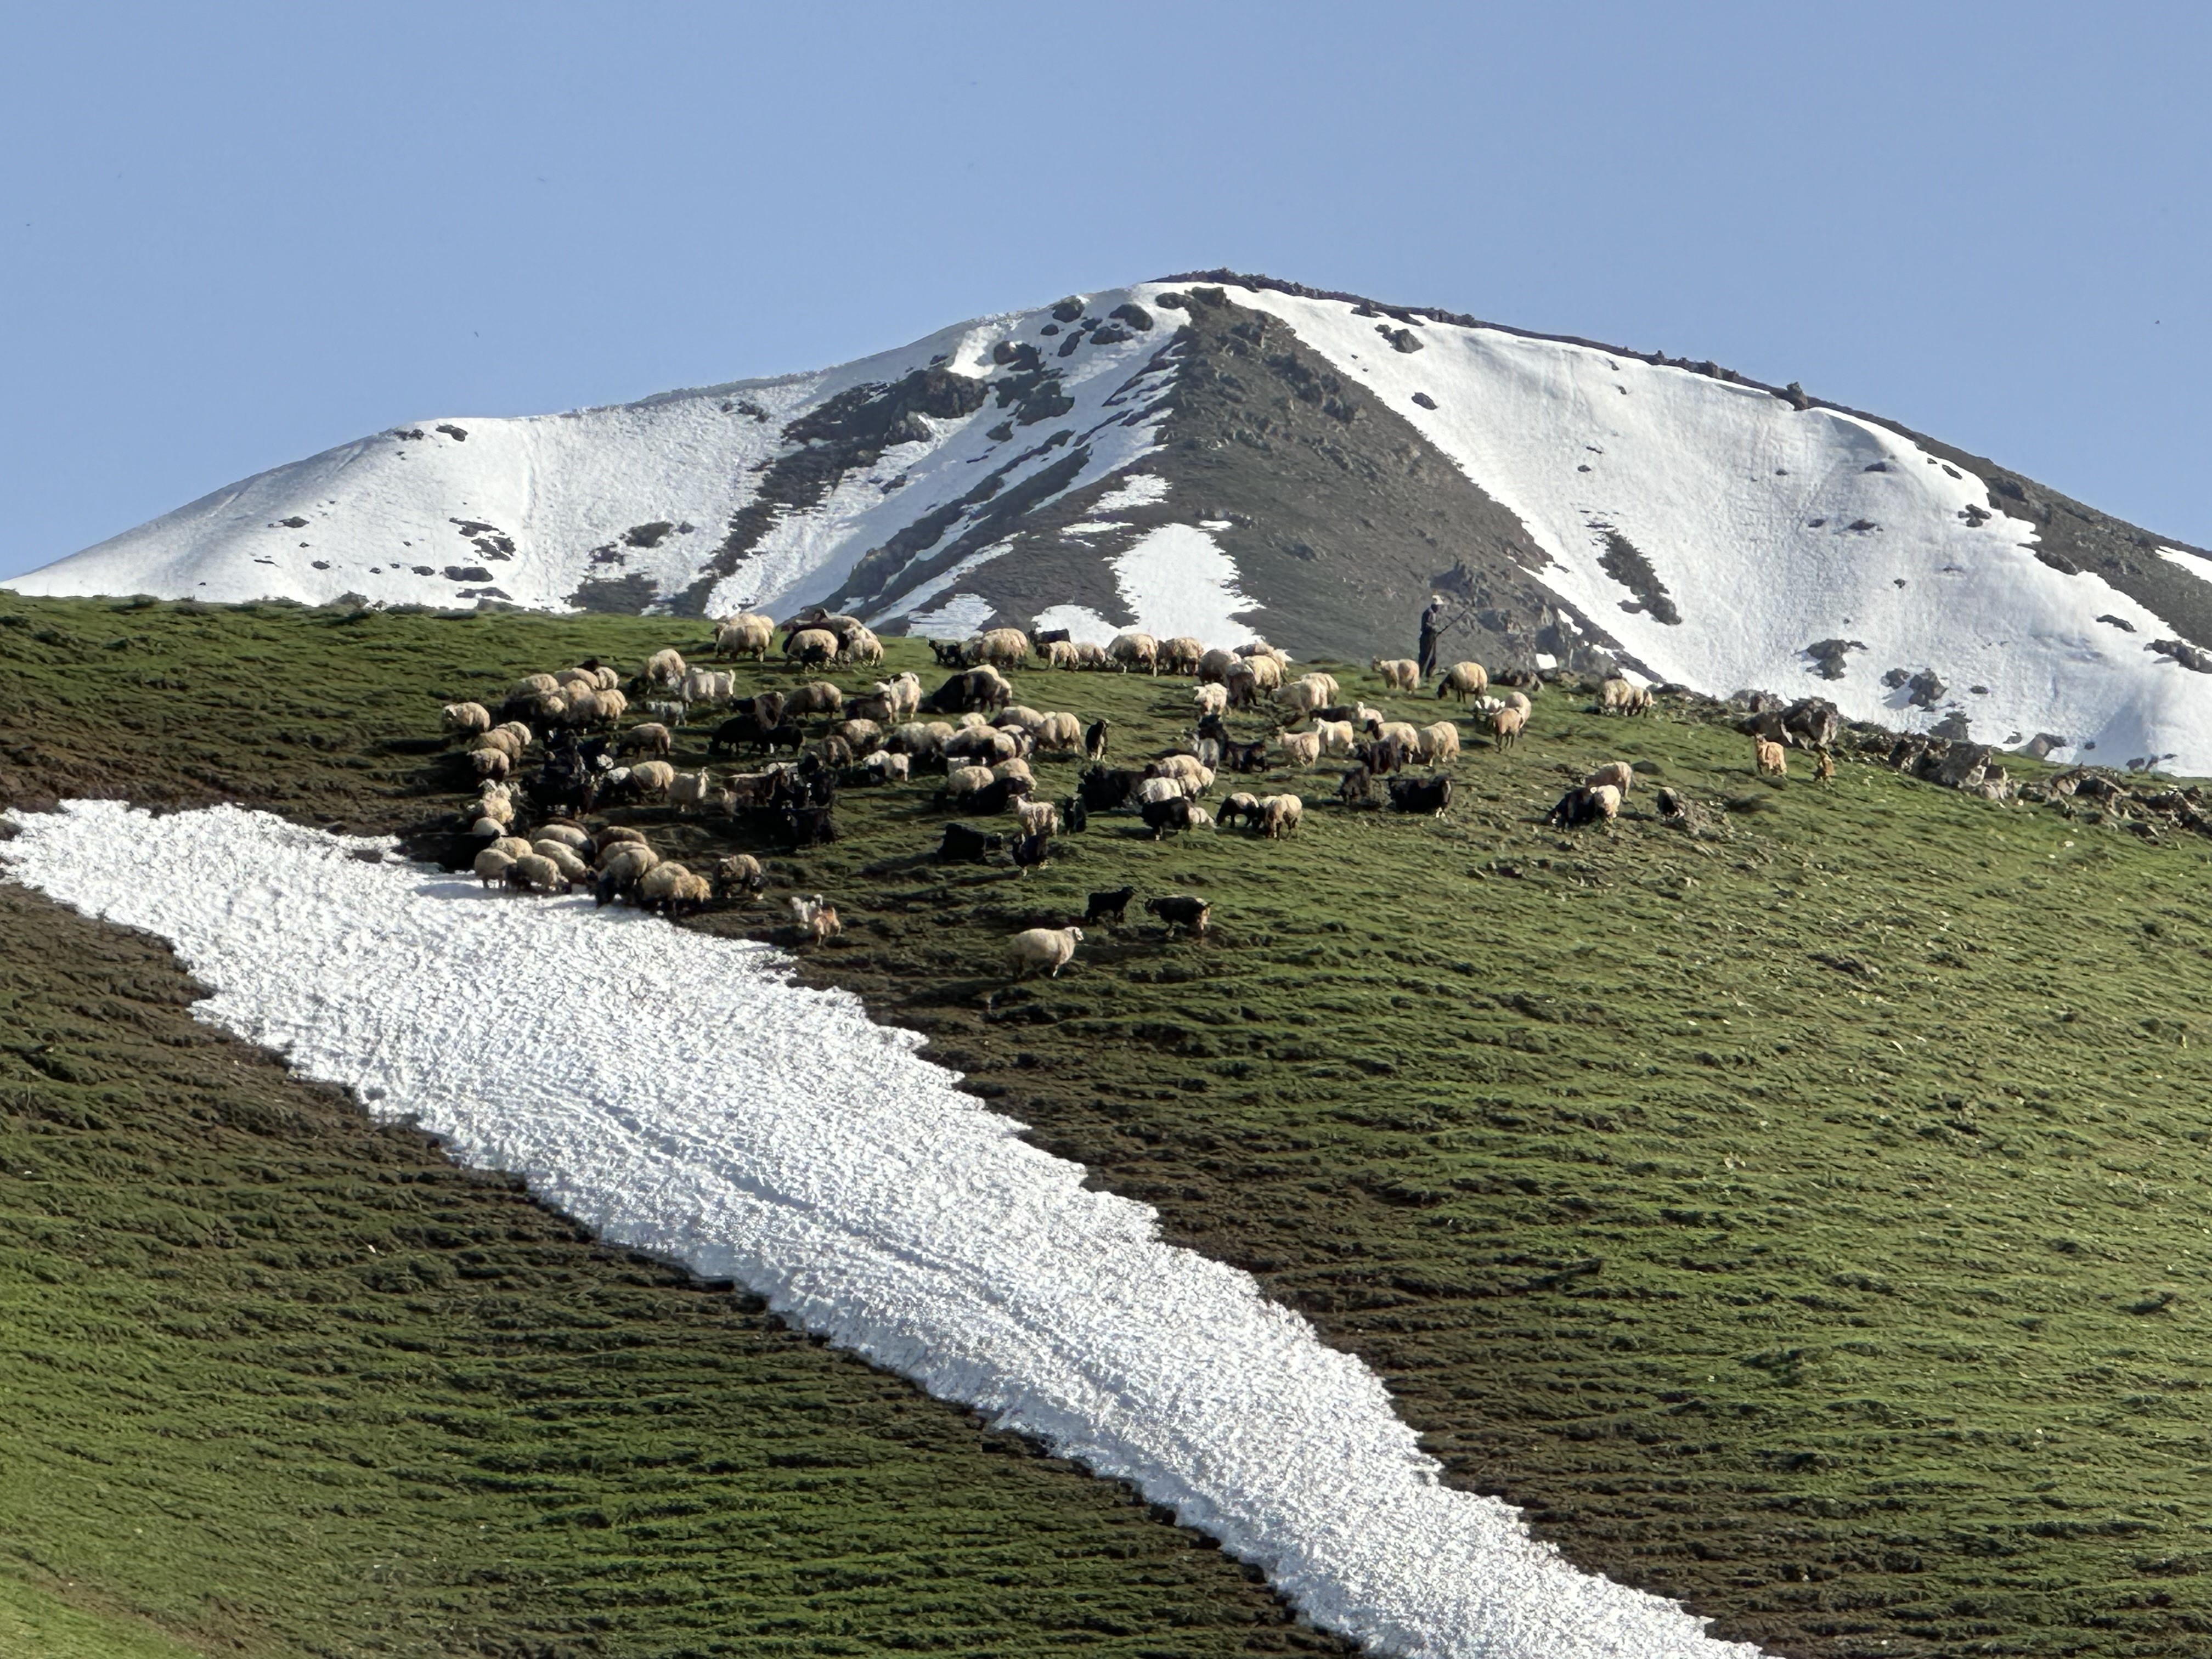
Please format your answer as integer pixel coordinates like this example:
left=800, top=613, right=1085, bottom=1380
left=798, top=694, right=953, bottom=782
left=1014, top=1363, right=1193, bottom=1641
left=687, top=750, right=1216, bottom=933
left=1417, top=594, right=1444, bottom=682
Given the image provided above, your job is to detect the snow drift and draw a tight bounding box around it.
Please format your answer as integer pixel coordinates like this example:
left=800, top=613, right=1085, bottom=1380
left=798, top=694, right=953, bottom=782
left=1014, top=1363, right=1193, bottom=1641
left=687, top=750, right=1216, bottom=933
left=0, top=801, right=1757, bottom=1659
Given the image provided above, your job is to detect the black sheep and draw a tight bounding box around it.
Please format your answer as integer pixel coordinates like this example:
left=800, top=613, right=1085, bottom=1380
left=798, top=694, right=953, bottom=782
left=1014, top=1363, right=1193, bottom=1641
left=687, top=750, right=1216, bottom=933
left=785, top=805, right=838, bottom=847
left=1011, top=831, right=1051, bottom=873
left=927, top=669, right=1011, bottom=715
left=937, top=822, right=1003, bottom=862
left=969, top=776, right=1034, bottom=816
left=1141, top=795, right=1194, bottom=839
left=1387, top=773, right=1453, bottom=816
left=930, top=639, right=966, bottom=668
left=1077, top=765, right=1145, bottom=810
left=1034, top=627, right=1071, bottom=645
left=1062, top=795, right=1088, bottom=833
left=1356, top=737, right=1407, bottom=775
left=1544, top=785, right=1612, bottom=829
left=1336, top=765, right=1375, bottom=808
left=709, top=715, right=758, bottom=757
left=1084, top=885, right=1134, bottom=925
left=1144, top=894, right=1210, bottom=936
left=755, top=720, right=805, bottom=754
left=1314, top=704, right=1359, bottom=725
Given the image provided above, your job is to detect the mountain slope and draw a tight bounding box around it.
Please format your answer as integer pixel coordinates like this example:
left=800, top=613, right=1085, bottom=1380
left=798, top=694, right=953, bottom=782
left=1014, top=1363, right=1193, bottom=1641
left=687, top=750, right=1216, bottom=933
left=13, top=275, right=2212, bottom=772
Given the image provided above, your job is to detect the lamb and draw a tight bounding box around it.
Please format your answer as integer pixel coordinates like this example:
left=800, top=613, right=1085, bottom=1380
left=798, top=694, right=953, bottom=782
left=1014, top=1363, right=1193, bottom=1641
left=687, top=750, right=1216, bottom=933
left=786, top=627, right=839, bottom=667
left=1144, top=895, right=1210, bottom=936
left=1084, top=885, right=1134, bottom=924
left=1371, top=657, right=1420, bottom=692
left=787, top=893, right=840, bottom=941
left=1259, top=793, right=1304, bottom=839
left=645, top=649, right=686, bottom=688
left=1008, top=925, right=1084, bottom=979
left=1415, top=721, right=1462, bottom=764
left=713, top=853, right=765, bottom=897
left=1017, top=800, right=1061, bottom=838
left=629, top=759, right=676, bottom=797
left=1491, top=706, right=1527, bottom=751
left=1436, top=661, right=1489, bottom=703
left=1313, top=719, right=1356, bottom=757
left=617, top=723, right=673, bottom=759
left=1277, top=730, right=1323, bottom=769
left=1585, top=760, right=1635, bottom=794
left=1193, top=682, right=1229, bottom=718
left=1109, top=631, right=1160, bottom=674
left=1755, top=737, right=1788, bottom=776
left=714, top=612, right=775, bottom=660
left=442, top=701, right=493, bottom=737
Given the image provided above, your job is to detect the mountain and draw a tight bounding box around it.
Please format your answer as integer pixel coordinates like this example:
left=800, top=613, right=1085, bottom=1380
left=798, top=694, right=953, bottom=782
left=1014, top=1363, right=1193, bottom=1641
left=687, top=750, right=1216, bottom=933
left=13, top=273, right=2212, bottom=773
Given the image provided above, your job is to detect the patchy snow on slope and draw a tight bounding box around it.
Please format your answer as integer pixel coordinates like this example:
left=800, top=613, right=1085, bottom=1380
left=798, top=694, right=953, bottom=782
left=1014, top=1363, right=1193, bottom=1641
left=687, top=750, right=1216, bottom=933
left=1094, top=472, right=1170, bottom=512
left=1231, top=284, right=2212, bottom=771
left=3, top=802, right=1756, bottom=1659
left=904, top=592, right=997, bottom=639
left=1111, top=524, right=1262, bottom=644
left=1030, top=603, right=1120, bottom=645
left=864, top=541, right=1013, bottom=629
left=9, top=290, right=1182, bottom=621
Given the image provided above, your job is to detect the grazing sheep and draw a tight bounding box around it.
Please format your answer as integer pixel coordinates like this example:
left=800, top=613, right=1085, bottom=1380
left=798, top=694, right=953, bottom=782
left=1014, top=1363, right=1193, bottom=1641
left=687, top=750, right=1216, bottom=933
left=1585, top=760, right=1635, bottom=794
left=1545, top=782, right=1621, bottom=828
left=1501, top=690, right=1533, bottom=716
left=1160, top=635, right=1204, bottom=676
left=786, top=680, right=845, bottom=717
left=1150, top=753, right=1209, bottom=785
left=472, top=848, right=516, bottom=887
left=1084, top=717, right=1111, bottom=759
left=667, top=770, right=715, bottom=812
left=1192, top=736, right=1222, bottom=771
left=857, top=750, right=910, bottom=785
left=968, top=627, right=1032, bottom=670
left=842, top=626, right=884, bottom=665
left=1336, top=765, right=1374, bottom=807
left=535, top=822, right=592, bottom=853
left=1273, top=678, right=1331, bottom=723
left=637, top=861, right=707, bottom=916
left=474, top=727, right=523, bottom=760
left=1218, top=791, right=1263, bottom=829
left=992, top=704, right=1046, bottom=732
left=511, top=673, right=560, bottom=700
left=1313, top=719, right=1357, bottom=757
left=837, top=718, right=884, bottom=755
left=1193, top=682, right=1229, bottom=718
left=1144, top=895, right=1210, bottom=936
left=1042, top=639, right=1079, bottom=669
left=1491, top=706, right=1527, bottom=751
left=1259, top=793, right=1304, bottom=839
left=1034, top=711, right=1083, bottom=753
left=879, top=672, right=923, bottom=720
left=1276, top=730, right=1322, bottom=769
left=1008, top=925, right=1084, bottom=979
left=1197, top=647, right=1238, bottom=684
left=885, top=721, right=944, bottom=762
left=1815, top=748, right=1836, bottom=782
left=1415, top=721, right=1461, bottom=764
left=442, top=701, right=493, bottom=737
left=645, top=649, right=686, bottom=688
left=504, top=853, right=563, bottom=895
left=994, top=756, right=1036, bottom=786
left=1133, top=775, right=1185, bottom=807
left=714, top=612, right=776, bottom=660
left=630, top=759, right=676, bottom=797
left=1109, top=631, right=1160, bottom=675
left=596, top=825, right=647, bottom=850
left=1372, top=657, right=1420, bottom=692
left=942, top=764, right=996, bottom=802
left=617, top=723, right=673, bottom=759
left=713, top=854, right=765, bottom=898
left=1141, top=795, right=1195, bottom=839
left=535, top=843, right=592, bottom=887
left=786, top=627, right=839, bottom=667
left=471, top=748, right=512, bottom=782
left=1599, top=677, right=1654, bottom=716
left=1756, top=737, right=1788, bottom=776
left=1018, top=800, right=1061, bottom=838
left=1436, top=661, right=1489, bottom=703
left=926, top=668, right=1012, bottom=715
left=1071, top=640, right=1109, bottom=669
left=1084, top=885, right=1135, bottom=925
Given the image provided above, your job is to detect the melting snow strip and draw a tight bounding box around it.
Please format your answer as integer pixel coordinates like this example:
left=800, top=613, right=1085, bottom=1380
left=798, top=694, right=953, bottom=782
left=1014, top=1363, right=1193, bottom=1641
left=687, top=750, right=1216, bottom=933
left=1, top=802, right=1759, bottom=1659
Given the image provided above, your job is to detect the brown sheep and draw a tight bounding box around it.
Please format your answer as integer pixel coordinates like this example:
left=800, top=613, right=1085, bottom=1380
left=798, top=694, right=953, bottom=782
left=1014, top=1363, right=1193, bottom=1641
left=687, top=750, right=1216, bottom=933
left=1755, top=737, right=1788, bottom=776
left=1491, top=706, right=1527, bottom=751
left=1585, top=760, right=1634, bottom=794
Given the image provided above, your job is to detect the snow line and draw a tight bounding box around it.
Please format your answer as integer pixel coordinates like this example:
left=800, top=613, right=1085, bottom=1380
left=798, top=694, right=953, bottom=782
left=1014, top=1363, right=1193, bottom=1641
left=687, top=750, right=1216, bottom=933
left=0, top=802, right=1758, bottom=1659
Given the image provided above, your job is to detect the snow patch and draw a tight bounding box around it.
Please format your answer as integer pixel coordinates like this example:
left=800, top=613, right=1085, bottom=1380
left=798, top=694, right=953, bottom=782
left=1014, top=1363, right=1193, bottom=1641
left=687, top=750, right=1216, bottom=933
left=905, top=592, right=997, bottom=639
left=1093, top=473, right=1170, bottom=513
left=866, top=542, right=1013, bottom=628
left=1030, top=604, right=1120, bottom=645
left=1111, top=524, right=1261, bottom=645
left=2, top=802, right=1756, bottom=1659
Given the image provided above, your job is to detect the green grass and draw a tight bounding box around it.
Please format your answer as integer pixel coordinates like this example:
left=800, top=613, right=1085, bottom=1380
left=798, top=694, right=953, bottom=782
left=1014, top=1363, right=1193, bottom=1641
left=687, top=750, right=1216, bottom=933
left=12, top=592, right=2212, bottom=1656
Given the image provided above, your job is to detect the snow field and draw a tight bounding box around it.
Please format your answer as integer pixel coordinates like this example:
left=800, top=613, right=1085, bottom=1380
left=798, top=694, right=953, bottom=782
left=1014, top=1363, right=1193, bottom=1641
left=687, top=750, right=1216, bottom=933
left=0, top=801, right=1757, bottom=1659
left=1229, top=284, right=2212, bottom=771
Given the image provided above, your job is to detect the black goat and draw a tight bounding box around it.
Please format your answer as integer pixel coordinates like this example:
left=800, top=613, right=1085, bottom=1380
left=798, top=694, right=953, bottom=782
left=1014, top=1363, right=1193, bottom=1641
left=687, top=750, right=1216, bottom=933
left=1084, top=885, right=1135, bottom=925
left=1356, top=737, right=1407, bottom=775
left=1336, top=765, right=1375, bottom=808
left=1084, top=717, right=1111, bottom=760
left=1144, top=894, right=1210, bottom=936
left=927, top=669, right=1012, bottom=714
left=1077, top=765, right=1145, bottom=810
left=1387, top=773, right=1453, bottom=816
left=1011, top=832, right=1052, bottom=873
left=1224, top=740, right=1268, bottom=774
left=1141, top=795, right=1194, bottom=839
left=937, top=822, right=1003, bottom=862
left=1063, top=795, right=1089, bottom=833
left=1544, top=785, right=1615, bottom=829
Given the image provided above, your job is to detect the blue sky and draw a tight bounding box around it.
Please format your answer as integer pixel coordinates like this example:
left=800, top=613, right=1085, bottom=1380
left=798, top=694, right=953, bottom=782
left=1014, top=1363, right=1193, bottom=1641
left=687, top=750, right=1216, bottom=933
left=2, top=2, right=2204, bottom=579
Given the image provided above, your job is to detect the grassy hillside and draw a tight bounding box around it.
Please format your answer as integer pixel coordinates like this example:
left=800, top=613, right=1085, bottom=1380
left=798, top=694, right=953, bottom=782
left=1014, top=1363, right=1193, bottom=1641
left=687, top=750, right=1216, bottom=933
left=9, top=594, right=2212, bottom=1657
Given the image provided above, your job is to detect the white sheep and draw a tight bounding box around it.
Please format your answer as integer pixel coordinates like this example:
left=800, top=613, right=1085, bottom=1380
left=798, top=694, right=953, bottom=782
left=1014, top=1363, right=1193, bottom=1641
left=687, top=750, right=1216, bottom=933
left=1277, top=730, right=1322, bottom=769
left=1041, top=639, right=1079, bottom=669
left=1034, top=711, right=1083, bottom=753
left=535, top=822, right=592, bottom=852
left=861, top=751, right=910, bottom=783
left=1017, top=800, right=1060, bottom=838
left=472, top=848, right=516, bottom=887
left=1585, top=760, right=1635, bottom=794
left=1109, top=631, right=1160, bottom=674
left=1193, top=682, right=1229, bottom=718
left=645, top=648, right=686, bottom=687
left=1008, top=926, right=1084, bottom=979
left=442, top=701, right=492, bottom=737
left=994, top=757, right=1036, bottom=786
left=715, top=613, right=775, bottom=661
left=1416, top=721, right=1462, bottom=764
left=505, top=853, right=562, bottom=895
left=617, top=723, right=673, bottom=759
left=1260, top=793, right=1304, bottom=838
left=1436, top=661, right=1489, bottom=703
left=629, top=760, right=676, bottom=797
left=943, top=764, right=996, bottom=800
left=1133, top=775, right=1184, bottom=806
left=1313, top=719, right=1356, bottom=756
left=534, top=843, right=592, bottom=886
left=1374, top=720, right=1422, bottom=751
left=667, top=770, right=714, bottom=812
left=1371, top=657, right=1420, bottom=692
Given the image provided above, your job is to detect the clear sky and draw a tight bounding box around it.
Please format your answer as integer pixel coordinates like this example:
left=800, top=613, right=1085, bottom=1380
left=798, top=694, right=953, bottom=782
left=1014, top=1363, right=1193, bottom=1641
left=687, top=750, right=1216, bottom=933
left=2, top=2, right=2205, bottom=580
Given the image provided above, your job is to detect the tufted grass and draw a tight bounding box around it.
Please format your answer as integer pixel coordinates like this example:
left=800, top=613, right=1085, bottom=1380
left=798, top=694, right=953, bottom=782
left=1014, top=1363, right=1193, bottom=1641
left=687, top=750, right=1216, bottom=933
left=10, top=591, right=2212, bottom=1655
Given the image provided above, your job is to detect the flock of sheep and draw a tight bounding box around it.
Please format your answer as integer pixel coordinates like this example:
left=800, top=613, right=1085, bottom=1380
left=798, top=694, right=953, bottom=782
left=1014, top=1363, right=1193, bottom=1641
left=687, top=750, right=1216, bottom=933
left=433, top=608, right=1676, bottom=981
